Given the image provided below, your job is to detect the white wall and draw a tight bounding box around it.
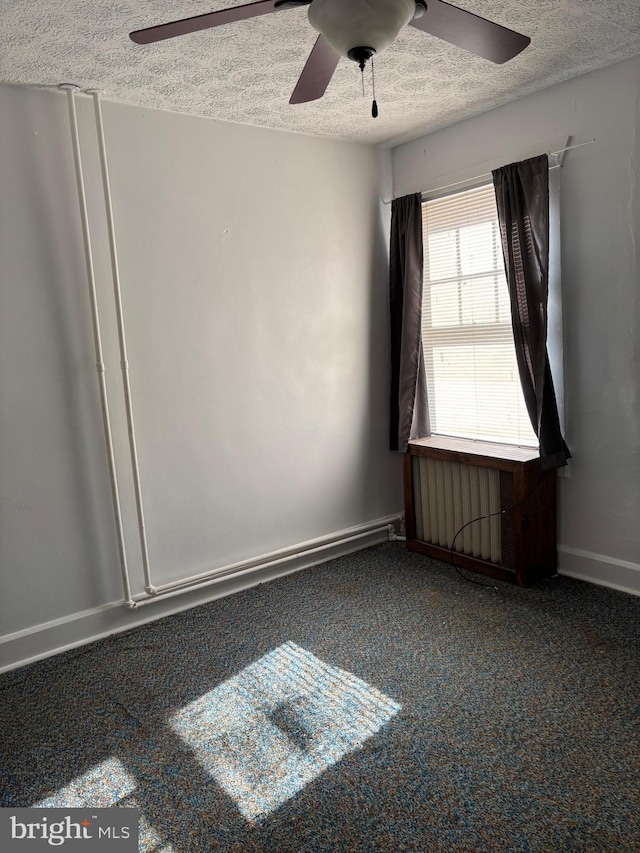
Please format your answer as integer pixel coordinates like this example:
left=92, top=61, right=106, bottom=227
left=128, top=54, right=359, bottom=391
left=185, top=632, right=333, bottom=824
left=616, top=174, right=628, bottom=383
left=0, top=83, right=401, bottom=668
left=392, top=57, right=640, bottom=594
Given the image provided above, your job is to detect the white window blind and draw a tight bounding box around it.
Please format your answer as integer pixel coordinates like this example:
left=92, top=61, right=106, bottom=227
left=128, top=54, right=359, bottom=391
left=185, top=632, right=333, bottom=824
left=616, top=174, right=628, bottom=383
left=421, top=183, right=537, bottom=447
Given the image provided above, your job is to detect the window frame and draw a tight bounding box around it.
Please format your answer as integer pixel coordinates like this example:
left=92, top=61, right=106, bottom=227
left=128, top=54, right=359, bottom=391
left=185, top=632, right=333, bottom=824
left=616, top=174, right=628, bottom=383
left=420, top=172, right=564, bottom=449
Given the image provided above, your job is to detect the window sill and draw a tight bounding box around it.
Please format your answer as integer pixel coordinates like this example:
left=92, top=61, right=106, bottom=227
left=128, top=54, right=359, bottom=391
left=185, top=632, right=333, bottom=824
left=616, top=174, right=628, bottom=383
left=408, top=435, right=540, bottom=464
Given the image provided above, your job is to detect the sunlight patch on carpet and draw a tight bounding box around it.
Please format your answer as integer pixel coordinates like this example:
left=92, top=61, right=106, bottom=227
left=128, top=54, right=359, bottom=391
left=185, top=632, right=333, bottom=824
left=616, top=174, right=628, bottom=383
left=32, top=757, right=137, bottom=808
left=169, top=641, right=402, bottom=822
left=31, top=764, right=168, bottom=851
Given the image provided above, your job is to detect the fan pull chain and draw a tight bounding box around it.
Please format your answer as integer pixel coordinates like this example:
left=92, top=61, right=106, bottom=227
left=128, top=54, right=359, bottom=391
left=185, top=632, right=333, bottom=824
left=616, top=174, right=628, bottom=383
left=361, top=63, right=365, bottom=97
left=371, top=57, right=378, bottom=118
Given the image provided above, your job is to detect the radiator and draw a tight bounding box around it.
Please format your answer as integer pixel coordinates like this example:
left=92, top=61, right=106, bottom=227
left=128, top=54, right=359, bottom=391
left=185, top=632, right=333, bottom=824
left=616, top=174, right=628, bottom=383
left=404, top=436, right=557, bottom=586
left=412, top=456, right=507, bottom=565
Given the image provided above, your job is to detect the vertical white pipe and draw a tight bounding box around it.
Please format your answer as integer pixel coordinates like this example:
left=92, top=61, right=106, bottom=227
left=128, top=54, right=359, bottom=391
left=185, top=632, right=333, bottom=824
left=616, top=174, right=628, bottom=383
left=59, top=84, right=135, bottom=608
left=88, top=90, right=155, bottom=595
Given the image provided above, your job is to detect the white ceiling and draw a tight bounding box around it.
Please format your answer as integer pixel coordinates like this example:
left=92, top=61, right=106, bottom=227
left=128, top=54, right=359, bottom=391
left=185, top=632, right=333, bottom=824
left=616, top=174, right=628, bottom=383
left=2, top=0, right=640, bottom=146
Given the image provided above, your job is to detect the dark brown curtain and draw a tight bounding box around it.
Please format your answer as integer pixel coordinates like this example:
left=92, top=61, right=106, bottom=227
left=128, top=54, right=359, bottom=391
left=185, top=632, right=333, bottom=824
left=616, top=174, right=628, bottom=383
left=492, top=155, right=570, bottom=469
left=389, top=193, right=429, bottom=452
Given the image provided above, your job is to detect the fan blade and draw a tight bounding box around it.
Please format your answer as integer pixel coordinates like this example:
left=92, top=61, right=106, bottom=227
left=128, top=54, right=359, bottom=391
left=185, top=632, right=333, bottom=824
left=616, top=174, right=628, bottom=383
left=289, top=35, right=340, bottom=104
left=410, top=0, right=530, bottom=64
left=130, top=0, right=285, bottom=45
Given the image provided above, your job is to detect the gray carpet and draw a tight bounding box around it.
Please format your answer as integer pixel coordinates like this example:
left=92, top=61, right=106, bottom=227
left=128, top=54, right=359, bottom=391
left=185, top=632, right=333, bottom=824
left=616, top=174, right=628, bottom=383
left=1, top=543, right=639, bottom=852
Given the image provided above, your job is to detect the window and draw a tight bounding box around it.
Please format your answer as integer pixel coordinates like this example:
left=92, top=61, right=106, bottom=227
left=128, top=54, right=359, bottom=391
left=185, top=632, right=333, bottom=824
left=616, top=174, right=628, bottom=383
left=421, top=183, right=537, bottom=447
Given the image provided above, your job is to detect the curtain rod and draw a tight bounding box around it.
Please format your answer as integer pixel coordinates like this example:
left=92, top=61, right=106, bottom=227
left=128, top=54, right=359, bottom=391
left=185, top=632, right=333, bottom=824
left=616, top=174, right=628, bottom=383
left=383, top=139, right=595, bottom=204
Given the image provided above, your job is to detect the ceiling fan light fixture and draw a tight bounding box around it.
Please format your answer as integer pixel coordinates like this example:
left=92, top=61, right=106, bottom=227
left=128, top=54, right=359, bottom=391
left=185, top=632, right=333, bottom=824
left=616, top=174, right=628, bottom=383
left=308, top=0, right=416, bottom=60
left=128, top=0, right=532, bottom=107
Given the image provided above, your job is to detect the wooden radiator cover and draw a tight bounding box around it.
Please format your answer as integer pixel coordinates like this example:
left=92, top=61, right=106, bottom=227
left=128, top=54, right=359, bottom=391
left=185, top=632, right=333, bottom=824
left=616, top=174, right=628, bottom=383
left=403, top=436, right=557, bottom=587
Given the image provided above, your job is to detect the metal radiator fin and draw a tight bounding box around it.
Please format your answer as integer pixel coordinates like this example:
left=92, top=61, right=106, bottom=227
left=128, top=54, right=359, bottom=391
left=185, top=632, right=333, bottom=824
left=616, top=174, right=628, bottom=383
left=412, top=456, right=508, bottom=565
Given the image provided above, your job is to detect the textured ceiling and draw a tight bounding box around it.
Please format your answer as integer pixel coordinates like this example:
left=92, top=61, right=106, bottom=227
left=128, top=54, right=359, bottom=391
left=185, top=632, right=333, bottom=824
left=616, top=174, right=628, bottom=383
left=2, top=0, right=640, bottom=145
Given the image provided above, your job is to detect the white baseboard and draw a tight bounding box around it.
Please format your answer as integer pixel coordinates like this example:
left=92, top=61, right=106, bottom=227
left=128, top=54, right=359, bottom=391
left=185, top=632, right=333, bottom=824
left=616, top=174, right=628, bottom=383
left=4, top=532, right=634, bottom=674
left=0, top=517, right=398, bottom=674
left=558, top=545, right=640, bottom=597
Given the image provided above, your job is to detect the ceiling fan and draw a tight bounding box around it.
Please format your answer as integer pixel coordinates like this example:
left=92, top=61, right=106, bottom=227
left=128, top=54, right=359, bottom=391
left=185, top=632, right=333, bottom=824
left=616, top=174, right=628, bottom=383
left=129, top=0, right=530, bottom=110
